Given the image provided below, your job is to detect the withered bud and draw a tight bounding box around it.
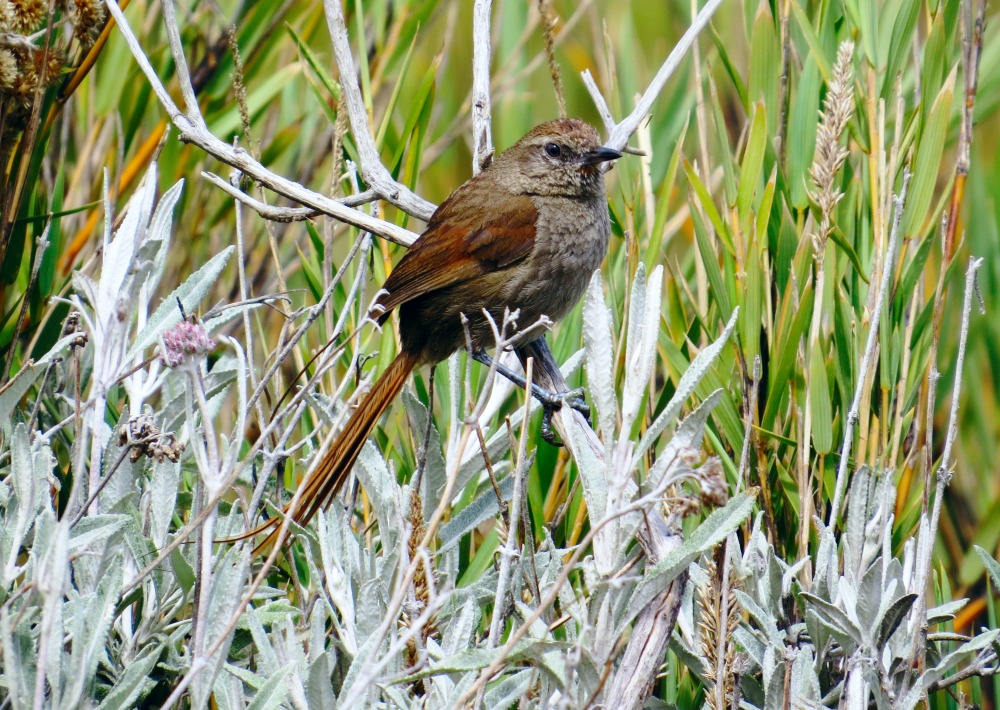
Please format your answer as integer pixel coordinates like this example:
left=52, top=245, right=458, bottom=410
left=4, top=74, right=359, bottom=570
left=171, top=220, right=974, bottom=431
left=119, top=414, right=185, bottom=463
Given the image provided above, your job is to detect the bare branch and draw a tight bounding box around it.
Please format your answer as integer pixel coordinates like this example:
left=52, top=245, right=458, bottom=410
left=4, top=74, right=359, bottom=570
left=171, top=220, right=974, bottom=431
left=472, top=0, right=495, bottom=173
left=105, top=0, right=420, bottom=246
left=202, top=172, right=379, bottom=223
left=322, top=0, right=437, bottom=220
left=581, top=69, right=615, bottom=133
left=906, top=256, right=986, bottom=674
left=600, top=0, right=726, bottom=151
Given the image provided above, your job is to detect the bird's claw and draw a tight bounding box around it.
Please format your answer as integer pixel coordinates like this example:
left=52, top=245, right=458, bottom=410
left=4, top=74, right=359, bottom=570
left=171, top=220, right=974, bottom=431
left=541, top=407, right=562, bottom=447
left=562, top=388, right=590, bottom=423
left=539, top=389, right=590, bottom=446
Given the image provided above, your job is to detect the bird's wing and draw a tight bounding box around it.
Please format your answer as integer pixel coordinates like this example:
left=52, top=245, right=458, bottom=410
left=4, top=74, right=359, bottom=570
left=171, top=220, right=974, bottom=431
left=375, top=190, right=537, bottom=320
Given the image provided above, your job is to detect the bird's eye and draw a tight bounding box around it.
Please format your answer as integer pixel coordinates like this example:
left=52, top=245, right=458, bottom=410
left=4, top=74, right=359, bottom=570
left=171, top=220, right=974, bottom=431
left=544, top=142, right=562, bottom=158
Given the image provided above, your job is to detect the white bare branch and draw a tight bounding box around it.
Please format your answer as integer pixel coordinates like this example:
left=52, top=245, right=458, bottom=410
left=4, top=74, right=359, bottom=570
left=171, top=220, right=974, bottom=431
left=828, top=170, right=910, bottom=527
left=322, top=0, right=437, bottom=220
left=472, top=0, right=495, bottom=173
left=588, top=0, right=726, bottom=152
left=105, top=0, right=420, bottom=246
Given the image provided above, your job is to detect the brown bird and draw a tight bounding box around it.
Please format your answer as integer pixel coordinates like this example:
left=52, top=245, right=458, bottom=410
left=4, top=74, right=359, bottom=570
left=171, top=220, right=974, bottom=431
left=247, top=118, right=620, bottom=550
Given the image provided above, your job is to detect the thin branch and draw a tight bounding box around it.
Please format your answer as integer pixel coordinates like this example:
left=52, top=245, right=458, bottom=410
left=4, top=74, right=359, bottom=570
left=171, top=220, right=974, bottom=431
left=737, top=356, right=761, bottom=492
left=582, top=69, right=615, bottom=134
left=204, top=172, right=378, bottom=222
left=600, top=0, right=725, bottom=152
left=905, top=256, right=985, bottom=679
left=475, top=359, right=534, bottom=708
left=926, top=654, right=1000, bottom=692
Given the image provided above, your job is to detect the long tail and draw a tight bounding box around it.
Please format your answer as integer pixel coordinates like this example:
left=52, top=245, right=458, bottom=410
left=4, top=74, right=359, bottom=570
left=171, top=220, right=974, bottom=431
left=237, top=349, right=417, bottom=554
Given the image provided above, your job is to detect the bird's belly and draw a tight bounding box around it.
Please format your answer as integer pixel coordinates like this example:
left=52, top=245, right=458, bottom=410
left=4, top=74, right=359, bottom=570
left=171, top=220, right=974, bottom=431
left=504, top=202, right=610, bottom=326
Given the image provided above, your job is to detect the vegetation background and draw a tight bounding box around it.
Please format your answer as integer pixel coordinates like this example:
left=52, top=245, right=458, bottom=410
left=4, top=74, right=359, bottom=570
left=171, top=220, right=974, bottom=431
left=2, top=0, right=1000, bottom=706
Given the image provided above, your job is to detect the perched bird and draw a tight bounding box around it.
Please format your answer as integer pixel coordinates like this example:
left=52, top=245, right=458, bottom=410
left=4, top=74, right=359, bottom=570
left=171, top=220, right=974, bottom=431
left=246, top=118, right=620, bottom=551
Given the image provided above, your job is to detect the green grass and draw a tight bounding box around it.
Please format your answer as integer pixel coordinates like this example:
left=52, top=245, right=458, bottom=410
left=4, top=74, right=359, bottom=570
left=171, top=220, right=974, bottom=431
left=3, top=0, right=1000, bottom=705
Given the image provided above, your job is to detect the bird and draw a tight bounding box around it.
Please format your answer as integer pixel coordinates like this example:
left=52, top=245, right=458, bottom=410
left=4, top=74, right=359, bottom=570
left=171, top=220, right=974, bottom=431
left=243, top=118, right=620, bottom=552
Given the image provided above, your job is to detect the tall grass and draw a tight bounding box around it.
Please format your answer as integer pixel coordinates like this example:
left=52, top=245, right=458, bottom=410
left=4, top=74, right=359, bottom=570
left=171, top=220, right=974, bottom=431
left=2, top=0, right=1000, bottom=706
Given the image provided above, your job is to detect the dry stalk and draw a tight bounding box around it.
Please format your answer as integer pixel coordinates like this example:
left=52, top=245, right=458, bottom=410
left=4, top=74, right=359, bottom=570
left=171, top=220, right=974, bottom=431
left=903, top=256, right=985, bottom=692
left=472, top=0, right=494, bottom=173
left=828, top=169, right=910, bottom=528
left=537, top=0, right=567, bottom=117
left=403, top=488, right=432, bottom=670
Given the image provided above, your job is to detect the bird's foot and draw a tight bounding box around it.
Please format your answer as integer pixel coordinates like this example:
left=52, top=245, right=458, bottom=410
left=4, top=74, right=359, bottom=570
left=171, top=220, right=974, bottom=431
left=562, top=388, right=590, bottom=422
left=541, top=407, right=561, bottom=446
left=539, top=389, right=590, bottom=447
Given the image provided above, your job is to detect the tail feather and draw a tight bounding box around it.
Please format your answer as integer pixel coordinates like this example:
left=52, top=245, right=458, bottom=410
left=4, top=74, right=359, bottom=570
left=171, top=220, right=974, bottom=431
left=234, top=350, right=417, bottom=554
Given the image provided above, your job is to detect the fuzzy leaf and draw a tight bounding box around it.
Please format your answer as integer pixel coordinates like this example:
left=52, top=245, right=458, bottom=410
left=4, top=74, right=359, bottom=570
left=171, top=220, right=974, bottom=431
left=876, top=593, right=917, bottom=650
left=620, top=264, right=663, bottom=438
left=583, top=270, right=617, bottom=438
left=628, top=491, right=756, bottom=622
left=439, top=466, right=513, bottom=552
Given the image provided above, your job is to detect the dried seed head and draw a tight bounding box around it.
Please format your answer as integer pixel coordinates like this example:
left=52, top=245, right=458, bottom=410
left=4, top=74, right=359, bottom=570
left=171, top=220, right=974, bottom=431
left=120, top=415, right=185, bottom=463
left=408, top=488, right=429, bottom=609
left=6, top=48, right=37, bottom=107
left=45, top=47, right=66, bottom=82
left=69, top=0, right=104, bottom=43
left=2, top=45, right=64, bottom=111
left=696, top=553, right=743, bottom=710
left=0, top=0, right=14, bottom=31
left=697, top=458, right=728, bottom=508
left=807, top=41, right=856, bottom=255
left=0, top=50, right=16, bottom=90
left=10, top=0, right=45, bottom=33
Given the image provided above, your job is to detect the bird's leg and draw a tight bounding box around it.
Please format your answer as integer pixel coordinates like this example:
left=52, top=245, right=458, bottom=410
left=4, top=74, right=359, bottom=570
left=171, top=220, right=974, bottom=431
left=471, top=349, right=565, bottom=407
left=471, top=348, right=590, bottom=446
left=510, top=339, right=591, bottom=422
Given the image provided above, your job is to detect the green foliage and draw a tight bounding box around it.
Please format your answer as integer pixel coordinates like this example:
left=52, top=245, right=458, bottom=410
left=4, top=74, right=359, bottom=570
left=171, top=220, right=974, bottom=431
left=3, top=0, right=1000, bottom=706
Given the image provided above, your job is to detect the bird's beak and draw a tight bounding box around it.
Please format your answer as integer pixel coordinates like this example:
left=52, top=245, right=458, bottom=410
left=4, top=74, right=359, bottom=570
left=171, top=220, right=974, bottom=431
left=580, top=146, right=623, bottom=165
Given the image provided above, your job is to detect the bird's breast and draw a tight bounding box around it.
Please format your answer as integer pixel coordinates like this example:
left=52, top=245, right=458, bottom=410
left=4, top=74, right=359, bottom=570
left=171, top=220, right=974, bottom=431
left=505, top=195, right=611, bottom=325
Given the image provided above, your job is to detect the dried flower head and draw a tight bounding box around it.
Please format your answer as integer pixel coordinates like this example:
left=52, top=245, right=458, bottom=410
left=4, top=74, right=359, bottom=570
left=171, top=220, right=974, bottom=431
left=696, top=457, right=728, bottom=508
left=44, top=46, right=66, bottom=83
left=5, top=47, right=36, bottom=105
left=160, top=320, right=215, bottom=367
left=62, top=311, right=89, bottom=350
left=697, top=552, right=743, bottom=710
left=403, top=487, right=436, bottom=669
left=119, top=414, right=185, bottom=463
left=69, top=0, right=105, bottom=48
left=0, top=0, right=14, bottom=32
left=807, top=41, right=855, bottom=256
left=0, top=49, right=16, bottom=90
left=10, top=0, right=46, bottom=33
left=2, top=45, right=65, bottom=111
